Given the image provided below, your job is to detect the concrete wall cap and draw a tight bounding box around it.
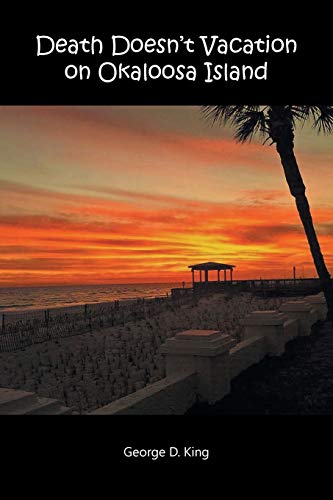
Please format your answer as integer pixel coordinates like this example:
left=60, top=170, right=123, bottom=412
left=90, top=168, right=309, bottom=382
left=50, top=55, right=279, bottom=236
left=280, top=301, right=313, bottom=312
left=304, top=296, right=326, bottom=304
left=175, top=329, right=221, bottom=341
left=240, top=310, right=287, bottom=326
left=160, top=331, right=236, bottom=357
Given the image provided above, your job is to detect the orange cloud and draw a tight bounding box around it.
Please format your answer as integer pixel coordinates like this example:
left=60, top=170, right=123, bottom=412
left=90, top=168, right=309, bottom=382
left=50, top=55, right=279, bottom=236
left=0, top=179, right=333, bottom=285
left=1, top=107, right=333, bottom=286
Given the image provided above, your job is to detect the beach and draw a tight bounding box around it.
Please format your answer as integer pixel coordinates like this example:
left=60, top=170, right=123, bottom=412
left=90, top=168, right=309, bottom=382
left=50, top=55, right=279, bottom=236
left=0, top=292, right=295, bottom=413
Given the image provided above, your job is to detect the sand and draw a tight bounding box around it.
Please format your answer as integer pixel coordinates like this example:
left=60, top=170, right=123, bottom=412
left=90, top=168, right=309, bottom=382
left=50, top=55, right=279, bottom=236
left=0, top=293, right=293, bottom=413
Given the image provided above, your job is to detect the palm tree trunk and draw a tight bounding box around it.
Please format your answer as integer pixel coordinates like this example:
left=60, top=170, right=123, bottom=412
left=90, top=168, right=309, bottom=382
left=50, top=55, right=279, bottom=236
left=276, top=139, right=333, bottom=321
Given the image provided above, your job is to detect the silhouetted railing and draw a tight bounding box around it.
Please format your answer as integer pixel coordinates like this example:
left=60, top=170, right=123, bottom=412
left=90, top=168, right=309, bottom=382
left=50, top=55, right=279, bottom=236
left=192, top=278, right=322, bottom=295
left=171, top=278, right=323, bottom=299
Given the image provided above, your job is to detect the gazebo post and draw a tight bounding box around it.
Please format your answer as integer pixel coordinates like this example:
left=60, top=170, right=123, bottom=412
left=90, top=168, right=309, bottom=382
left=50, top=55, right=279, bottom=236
left=200, top=270, right=202, bottom=282
left=192, top=269, right=195, bottom=284
left=224, top=269, right=226, bottom=281
left=230, top=268, right=233, bottom=281
left=218, top=269, right=220, bottom=282
left=205, top=269, right=209, bottom=282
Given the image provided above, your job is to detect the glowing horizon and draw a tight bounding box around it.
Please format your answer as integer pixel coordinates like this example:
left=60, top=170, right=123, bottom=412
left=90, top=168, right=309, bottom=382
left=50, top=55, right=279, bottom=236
left=0, top=106, right=333, bottom=287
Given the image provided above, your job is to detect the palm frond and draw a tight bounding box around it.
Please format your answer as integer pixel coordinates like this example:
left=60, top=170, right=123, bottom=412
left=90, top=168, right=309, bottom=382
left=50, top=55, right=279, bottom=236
left=202, top=105, right=247, bottom=125
left=203, top=105, right=333, bottom=143
left=202, top=105, right=268, bottom=143
left=233, top=110, right=268, bottom=143
left=291, top=105, right=333, bottom=134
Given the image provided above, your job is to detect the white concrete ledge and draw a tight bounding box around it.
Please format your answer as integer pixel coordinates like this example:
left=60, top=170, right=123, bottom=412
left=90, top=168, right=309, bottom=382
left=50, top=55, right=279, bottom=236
left=280, top=300, right=317, bottom=336
left=161, top=330, right=236, bottom=403
left=90, top=372, right=197, bottom=415
left=304, top=295, right=328, bottom=321
left=229, top=336, right=266, bottom=380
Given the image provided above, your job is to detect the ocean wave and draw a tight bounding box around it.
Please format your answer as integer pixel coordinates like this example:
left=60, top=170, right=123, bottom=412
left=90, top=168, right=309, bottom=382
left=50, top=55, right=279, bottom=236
left=0, top=283, right=181, bottom=313
left=0, top=304, right=34, bottom=310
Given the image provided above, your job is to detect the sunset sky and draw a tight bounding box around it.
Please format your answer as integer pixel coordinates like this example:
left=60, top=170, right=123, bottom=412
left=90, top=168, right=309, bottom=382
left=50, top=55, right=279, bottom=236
left=0, top=105, right=333, bottom=287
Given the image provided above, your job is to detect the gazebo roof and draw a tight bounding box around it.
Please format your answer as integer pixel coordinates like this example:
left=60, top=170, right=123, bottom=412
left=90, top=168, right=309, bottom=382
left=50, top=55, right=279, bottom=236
left=188, top=261, right=235, bottom=271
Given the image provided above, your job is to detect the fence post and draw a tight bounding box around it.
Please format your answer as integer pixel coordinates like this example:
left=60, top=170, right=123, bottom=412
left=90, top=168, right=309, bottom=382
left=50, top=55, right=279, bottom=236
left=2, top=314, right=5, bottom=333
left=44, top=310, right=49, bottom=328
left=84, top=304, right=88, bottom=320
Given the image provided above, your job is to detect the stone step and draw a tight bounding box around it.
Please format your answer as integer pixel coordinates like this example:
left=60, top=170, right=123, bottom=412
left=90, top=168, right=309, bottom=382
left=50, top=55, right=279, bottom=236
left=0, top=388, right=37, bottom=414
left=11, top=397, right=65, bottom=415
left=0, top=387, right=72, bottom=415
left=27, top=401, right=72, bottom=415
left=54, top=406, right=72, bottom=415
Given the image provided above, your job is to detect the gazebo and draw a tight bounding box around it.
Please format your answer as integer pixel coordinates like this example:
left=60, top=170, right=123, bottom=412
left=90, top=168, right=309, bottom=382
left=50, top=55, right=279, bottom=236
left=188, top=261, right=235, bottom=285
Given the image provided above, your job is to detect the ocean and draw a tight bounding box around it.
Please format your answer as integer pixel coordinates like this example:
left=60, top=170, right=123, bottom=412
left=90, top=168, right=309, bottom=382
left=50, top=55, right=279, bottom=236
left=0, top=283, right=183, bottom=312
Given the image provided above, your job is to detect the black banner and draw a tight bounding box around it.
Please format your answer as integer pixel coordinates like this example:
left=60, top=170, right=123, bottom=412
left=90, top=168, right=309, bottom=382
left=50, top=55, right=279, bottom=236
left=1, top=16, right=331, bottom=104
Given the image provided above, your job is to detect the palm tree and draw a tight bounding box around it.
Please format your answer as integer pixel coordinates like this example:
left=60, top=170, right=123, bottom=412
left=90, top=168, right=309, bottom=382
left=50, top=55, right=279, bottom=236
left=203, top=105, right=333, bottom=320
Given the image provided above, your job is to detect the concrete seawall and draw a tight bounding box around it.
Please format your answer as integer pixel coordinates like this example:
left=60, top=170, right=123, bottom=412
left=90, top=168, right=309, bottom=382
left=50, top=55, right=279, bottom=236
left=90, top=294, right=326, bottom=415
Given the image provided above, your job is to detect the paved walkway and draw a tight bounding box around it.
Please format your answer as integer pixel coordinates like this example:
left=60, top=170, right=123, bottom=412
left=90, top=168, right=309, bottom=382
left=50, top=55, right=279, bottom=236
left=187, top=321, right=333, bottom=415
